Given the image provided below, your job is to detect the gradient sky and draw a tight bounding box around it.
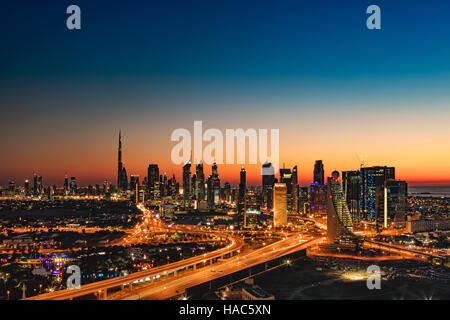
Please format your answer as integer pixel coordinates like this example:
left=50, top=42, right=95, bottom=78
left=1, top=0, right=450, bottom=186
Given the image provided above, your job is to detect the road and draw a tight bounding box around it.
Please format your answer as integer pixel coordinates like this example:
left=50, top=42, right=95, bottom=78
left=118, top=235, right=325, bottom=300
left=25, top=233, right=243, bottom=300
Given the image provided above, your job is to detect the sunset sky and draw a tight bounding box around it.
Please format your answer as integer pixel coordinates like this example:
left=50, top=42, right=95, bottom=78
left=1, top=0, right=450, bottom=186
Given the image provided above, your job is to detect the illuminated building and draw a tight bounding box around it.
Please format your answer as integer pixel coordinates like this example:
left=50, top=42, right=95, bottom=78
left=375, top=179, right=408, bottom=229
left=262, top=161, right=275, bottom=209
left=310, top=183, right=327, bottom=214
left=117, top=131, right=128, bottom=191
left=244, top=189, right=261, bottom=228
left=310, top=161, right=327, bottom=214
left=361, top=166, right=395, bottom=222
left=70, top=177, right=77, bottom=195
left=279, top=165, right=299, bottom=214
left=147, top=164, right=159, bottom=188
left=182, top=159, right=191, bottom=205
left=314, top=160, right=324, bottom=185
left=8, top=181, right=15, bottom=196
left=207, top=161, right=220, bottom=207
left=103, top=180, right=110, bottom=195
left=37, top=176, right=43, bottom=195
left=24, top=179, right=30, bottom=197
left=130, top=175, right=140, bottom=203
left=292, top=165, right=299, bottom=213
left=223, top=181, right=231, bottom=203
left=342, top=170, right=362, bottom=224
left=33, top=172, right=38, bottom=196
left=299, top=187, right=309, bottom=215
left=280, top=167, right=292, bottom=212
left=195, top=162, right=205, bottom=200
left=273, top=183, right=287, bottom=227
left=64, top=173, right=69, bottom=195
left=326, top=171, right=357, bottom=245
left=238, top=167, right=246, bottom=215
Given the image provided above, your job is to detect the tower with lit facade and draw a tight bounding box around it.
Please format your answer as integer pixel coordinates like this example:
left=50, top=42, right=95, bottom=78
left=360, top=166, right=395, bottom=223
left=273, top=183, right=287, bottom=227
left=117, top=131, right=128, bottom=191
left=326, top=171, right=357, bottom=245
left=182, top=159, right=191, bottom=205
left=262, top=161, right=275, bottom=209
left=238, top=167, right=246, bottom=215
left=310, top=161, right=327, bottom=214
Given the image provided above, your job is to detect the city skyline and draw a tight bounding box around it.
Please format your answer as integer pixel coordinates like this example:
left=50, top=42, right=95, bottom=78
left=0, top=128, right=448, bottom=187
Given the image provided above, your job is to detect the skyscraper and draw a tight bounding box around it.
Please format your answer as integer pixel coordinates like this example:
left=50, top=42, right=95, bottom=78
left=342, top=170, right=362, bottom=224
left=376, top=179, right=408, bottom=229
left=311, top=161, right=327, bottom=214
left=313, top=160, right=325, bottom=185
left=147, top=164, right=159, bottom=188
left=64, top=173, right=69, bottom=196
left=182, top=159, right=191, bottom=204
left=361, top=166, right=395, bottom=222
left=273, top=183, right=287, bottom=227
left=238, top=167, right=246, bottom=215
left=195, top=162, right=205, bottom=200
left=262, top=161, right=275, bottom=209
left=299, top=187, right=309, bottom=215
left=117, top=131, right=128, bottom=191
left=209, top=161, right=220, bottom=206
left=70, top=177, right=77, bottom=195
left=130, top=175, right=140, bottom=203
left=24, top=179, right=30, bottom=197
left=326, top=171, right=355, bottom=244
left=279, top=167, right=292, bottom=212
left=33, top=172, right=38, bottom=196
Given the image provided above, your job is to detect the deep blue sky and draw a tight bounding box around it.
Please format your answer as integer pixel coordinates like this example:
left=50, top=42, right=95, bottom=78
left=2, top=0, right=450, bottom=86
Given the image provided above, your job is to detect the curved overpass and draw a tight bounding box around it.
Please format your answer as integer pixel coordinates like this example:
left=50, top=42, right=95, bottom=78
left=25, top=231, right=243, bottom=300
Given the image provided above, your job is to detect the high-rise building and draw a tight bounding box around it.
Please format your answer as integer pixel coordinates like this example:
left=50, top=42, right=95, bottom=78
left=310, top=161, right=327, bottom=214
left=208, top=161, right=220, bottom=206
left=195, top=162, right=205, bottom=200
left=326, top=171, right=356, bottom=244
left=279, top=167, right=292, bottom=212
left=273, top=183, right=287, bottom=227
left=117, top=131, right=128, bottom=191
left=64, top=173, right=69, bottom=195
left=299, top=187, right=309, bottom=215
left=244, top=189, right=261, bottom=228
left=262, top=161, right=275, bottom=209
left=313, top=160, right=324, bottom=185
left=291, top=166, right=299, bottom=213
left=375, top=179, right=408, bottom=229
left=342, top=170, right=362, bottom=224
left=37, top=176, right=43, bottom=195
left=33, top=172, right=38, bottom=196
left=130, top=175, right=140, bottom=203
left=238, top=167, right=246, bottom=215
left=310, top=183, right=327, bottom=214
left=182, top=159, right=191, bottom=204
left=223, top=182, right=231, bottom=203
left=70, top=177, right=77, bottom=195
left=361, top=166, right=395, bottom=222
left=8, top=181, right=15, bottom=196
left=147, top=164, right=159, bottom=188
left=24, top=180, right=30, bottom=197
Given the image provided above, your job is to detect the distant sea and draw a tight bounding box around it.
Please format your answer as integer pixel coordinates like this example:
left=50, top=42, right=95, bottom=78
left=409, top=186, right=450, bottom=198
